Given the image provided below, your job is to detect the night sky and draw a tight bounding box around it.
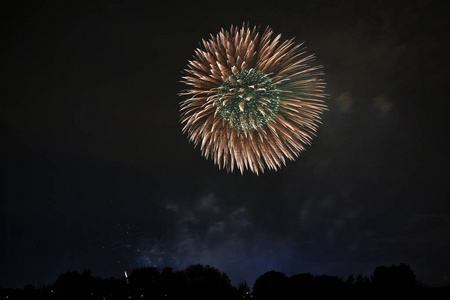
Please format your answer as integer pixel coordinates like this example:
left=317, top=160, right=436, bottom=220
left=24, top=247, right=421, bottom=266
left=2, top=0, right=450, bottom=289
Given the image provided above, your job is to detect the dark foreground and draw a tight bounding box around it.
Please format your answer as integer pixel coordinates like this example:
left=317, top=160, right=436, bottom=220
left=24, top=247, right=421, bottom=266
left=1, top=263, right=449, bottom=299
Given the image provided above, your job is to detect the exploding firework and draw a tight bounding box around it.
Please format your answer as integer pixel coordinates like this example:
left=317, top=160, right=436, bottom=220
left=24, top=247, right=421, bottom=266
left=179, top=24, right=327, bottom=174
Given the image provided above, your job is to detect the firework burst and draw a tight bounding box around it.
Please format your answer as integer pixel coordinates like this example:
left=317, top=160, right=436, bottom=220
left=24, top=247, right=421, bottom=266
left=180, top=24, right=327, bottom=174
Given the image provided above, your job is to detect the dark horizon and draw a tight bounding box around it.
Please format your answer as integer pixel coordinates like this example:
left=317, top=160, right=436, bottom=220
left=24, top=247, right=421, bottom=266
left=0, top=262, right=445, bottom=291
left=3, top=0, right=449, bottom=290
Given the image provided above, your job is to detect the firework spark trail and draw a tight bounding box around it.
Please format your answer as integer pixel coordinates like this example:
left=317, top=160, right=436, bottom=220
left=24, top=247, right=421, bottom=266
left=180, top=24, right=327, bottom=174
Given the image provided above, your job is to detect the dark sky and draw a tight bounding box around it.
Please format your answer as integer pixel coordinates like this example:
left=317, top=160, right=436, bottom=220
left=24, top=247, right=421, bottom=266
left=2, top=0, right=450, bottom=289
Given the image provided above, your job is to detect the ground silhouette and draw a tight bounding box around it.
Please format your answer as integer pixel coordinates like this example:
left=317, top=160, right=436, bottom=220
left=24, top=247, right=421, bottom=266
left=1, top=263, right=448, bottom=299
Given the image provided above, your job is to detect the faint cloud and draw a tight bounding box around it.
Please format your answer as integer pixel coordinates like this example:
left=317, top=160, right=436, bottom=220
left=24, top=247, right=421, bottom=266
left=229, top=207, right=252, bottom=229
left=206, top=221, right=226, bottom=234
left=181, top=211, right=198, bottom=224
left=298, top=194, right=367, bottom=248
left=197, top=193, right=221, bottom=213
left=336, top=91, right=354, bottom=112
left=344, top=206, right=365, bottom=219
left=298, top=198, right=313, bottom=223
left=374, top=213, right=450, bottom=250
left=408, top=213, right=450, bottom=222
left=373, top=95, right=393, bottom=112
left=158, top=194, right=257, bottom=272
left=165, top=203, right=178, bottom=212
left=374, top=228, right=450, bottom=250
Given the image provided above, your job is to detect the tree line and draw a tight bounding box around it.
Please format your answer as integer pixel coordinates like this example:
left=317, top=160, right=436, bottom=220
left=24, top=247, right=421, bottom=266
left=1, top=263, right=448, bottom=299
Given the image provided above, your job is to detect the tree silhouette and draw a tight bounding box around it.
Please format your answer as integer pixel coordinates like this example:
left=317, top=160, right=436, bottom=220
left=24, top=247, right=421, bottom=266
left=237, top=281, right=251, bottom=299
left=53, top=269, right=98, bottom=299
left=287, top=272, right=315, bottom=293
left=253, top=271, right=288, bottom=300
left=1, top=263, right=437, bottom=299
left=128, top=266, right=161, bottom=298
left=347, top=273, right=372, bottom=290
left=184, top=264, right=235, bottom=300
left=159, top=267, right=188, bottom=299
left=371, top=263, right=418, bottom=290
left=285, top=272, right=346, bottom=297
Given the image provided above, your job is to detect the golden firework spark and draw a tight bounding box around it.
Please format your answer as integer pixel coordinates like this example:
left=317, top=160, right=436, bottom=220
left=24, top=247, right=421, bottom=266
left=180, top=24, right=327, bottom=174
